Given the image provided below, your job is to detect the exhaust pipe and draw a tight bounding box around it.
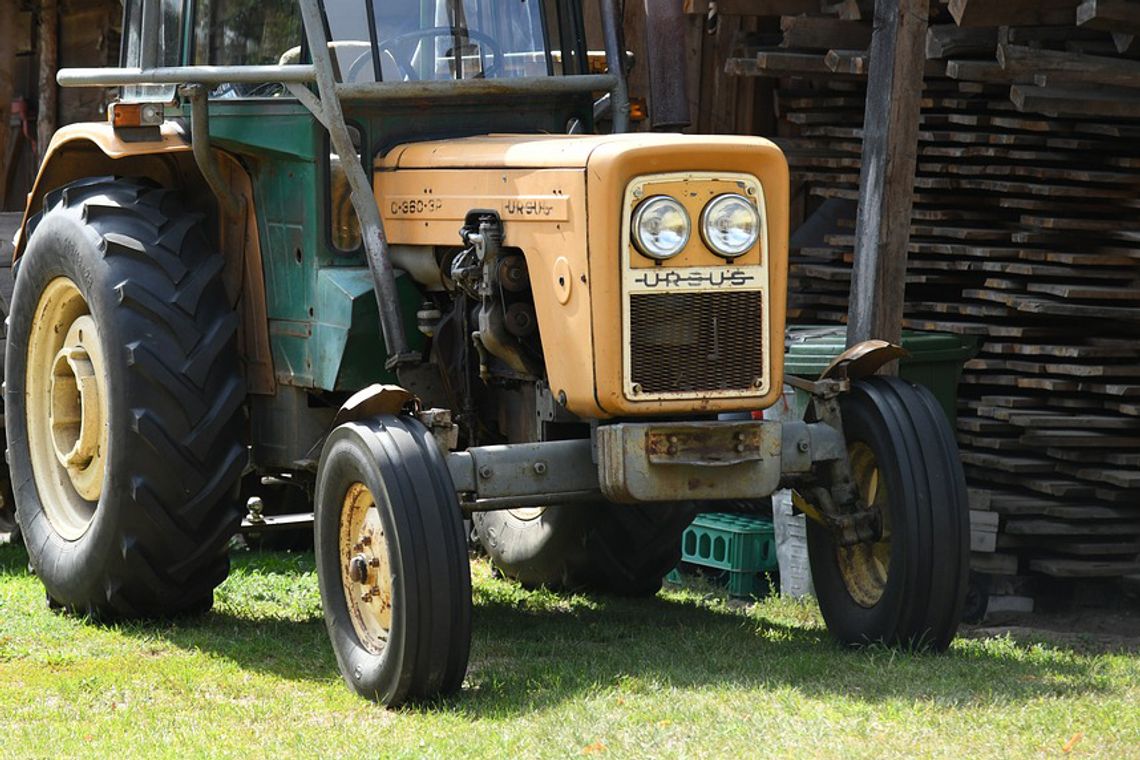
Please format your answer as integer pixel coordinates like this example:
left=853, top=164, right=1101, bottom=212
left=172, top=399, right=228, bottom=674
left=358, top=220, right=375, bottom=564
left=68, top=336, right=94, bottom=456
left=643, top=0, right=691, bottom=131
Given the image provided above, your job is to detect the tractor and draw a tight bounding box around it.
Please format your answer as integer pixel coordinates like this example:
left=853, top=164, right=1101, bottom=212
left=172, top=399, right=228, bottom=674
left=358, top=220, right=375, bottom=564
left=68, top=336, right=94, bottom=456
left=5, top=0, right=969, bottom=706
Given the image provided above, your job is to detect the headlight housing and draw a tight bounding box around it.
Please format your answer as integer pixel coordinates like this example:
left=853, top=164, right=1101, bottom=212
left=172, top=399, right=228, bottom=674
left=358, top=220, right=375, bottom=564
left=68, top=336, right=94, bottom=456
left=701, top=193, right=761, bottom=258
left=632, top=196, right=691, bottom=260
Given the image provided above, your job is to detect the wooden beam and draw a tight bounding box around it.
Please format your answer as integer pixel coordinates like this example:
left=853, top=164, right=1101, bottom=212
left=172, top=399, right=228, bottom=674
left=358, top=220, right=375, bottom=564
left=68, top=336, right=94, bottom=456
left=925, top=24, right=996, bottom=59
left=37, top=0, right=59, bottom=166
left=779, top=16, right=872, bottom=50
left=949, top=0, right=1080, bottom=28
left=0, top=2, right=17, bottom=208
left=682, top=0, right=819, bottom=15
left=847, top=0, right=929, bottom=348
left=1011, top=84, right=1140, bottom=119
left=1078, top=0, right=1140, bottom=36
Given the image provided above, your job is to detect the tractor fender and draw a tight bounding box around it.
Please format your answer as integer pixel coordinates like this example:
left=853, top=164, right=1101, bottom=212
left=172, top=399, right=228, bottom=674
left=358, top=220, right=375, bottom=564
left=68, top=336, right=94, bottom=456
left=12, top=122, right=195, bottom=260
left=12, top=121, right=276, bottom=395
left=819, top=339, right=909, bottom=382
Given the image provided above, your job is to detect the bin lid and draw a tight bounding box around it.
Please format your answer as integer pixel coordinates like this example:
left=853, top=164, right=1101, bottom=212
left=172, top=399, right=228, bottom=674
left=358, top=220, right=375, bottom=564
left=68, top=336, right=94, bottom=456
left=784, top=326, right=977, bottom=377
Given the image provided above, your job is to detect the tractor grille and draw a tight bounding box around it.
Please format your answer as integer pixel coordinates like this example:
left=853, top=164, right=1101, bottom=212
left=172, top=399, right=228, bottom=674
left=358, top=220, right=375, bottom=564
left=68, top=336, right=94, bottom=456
left=628, top=290, right=764, bottom=395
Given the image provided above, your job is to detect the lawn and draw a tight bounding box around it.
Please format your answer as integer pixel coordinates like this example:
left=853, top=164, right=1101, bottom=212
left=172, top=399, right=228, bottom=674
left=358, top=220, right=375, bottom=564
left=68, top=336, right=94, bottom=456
left=1, top=542, right=1137, bottom=759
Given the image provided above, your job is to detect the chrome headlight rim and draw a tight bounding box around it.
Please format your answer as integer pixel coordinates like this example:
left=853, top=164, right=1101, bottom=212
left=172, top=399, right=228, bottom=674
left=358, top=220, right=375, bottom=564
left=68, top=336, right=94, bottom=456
left=700, top=192, right=761, bottom=259
left=631, top=195, right=691, bottom=261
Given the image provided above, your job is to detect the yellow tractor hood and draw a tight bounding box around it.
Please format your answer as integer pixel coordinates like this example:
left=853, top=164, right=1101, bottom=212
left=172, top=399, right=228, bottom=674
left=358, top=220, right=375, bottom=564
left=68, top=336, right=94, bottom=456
left=378, top=132, right=780, bottom=171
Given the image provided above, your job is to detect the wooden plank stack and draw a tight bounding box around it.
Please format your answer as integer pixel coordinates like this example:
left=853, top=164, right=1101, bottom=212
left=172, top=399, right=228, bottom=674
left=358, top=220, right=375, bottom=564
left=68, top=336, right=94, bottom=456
left=720, top=0, right=1140, bottom=592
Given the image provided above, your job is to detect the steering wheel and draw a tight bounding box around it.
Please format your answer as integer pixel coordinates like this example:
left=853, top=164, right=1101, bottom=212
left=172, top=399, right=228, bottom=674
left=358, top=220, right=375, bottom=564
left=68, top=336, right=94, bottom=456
left=346, top=26, right=505, bottom=82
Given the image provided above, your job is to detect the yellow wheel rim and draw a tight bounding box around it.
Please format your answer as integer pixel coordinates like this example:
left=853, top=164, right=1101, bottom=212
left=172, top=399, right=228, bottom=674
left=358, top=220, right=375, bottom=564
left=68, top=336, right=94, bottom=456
left=25, top=277, right=110, bottom=540
left=339, top=482, right=394, bottom=653
left=835, top=442, right=892, bottom=608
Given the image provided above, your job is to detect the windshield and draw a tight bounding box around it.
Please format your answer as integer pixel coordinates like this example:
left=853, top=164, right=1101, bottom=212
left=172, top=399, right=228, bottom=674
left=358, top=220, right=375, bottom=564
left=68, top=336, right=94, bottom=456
left=324, top=0, right=560, bottom=83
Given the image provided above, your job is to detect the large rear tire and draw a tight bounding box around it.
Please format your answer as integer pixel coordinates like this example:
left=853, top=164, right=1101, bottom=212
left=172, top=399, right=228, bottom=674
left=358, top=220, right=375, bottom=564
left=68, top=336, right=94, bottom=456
left=5, top=177, right=246, bottom=616
left=473, top=502, right=695, bottom=596
left=807, top=376, right=969, bottom=651
left=0, top=400, right=17, bottom=544
left=314, top=417, right=472, bottom=706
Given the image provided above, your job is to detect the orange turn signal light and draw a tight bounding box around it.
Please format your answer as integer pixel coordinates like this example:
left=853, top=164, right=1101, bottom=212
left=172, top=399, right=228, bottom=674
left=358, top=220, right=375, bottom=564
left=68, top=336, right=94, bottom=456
left=109, top=102, right=164, bottom=128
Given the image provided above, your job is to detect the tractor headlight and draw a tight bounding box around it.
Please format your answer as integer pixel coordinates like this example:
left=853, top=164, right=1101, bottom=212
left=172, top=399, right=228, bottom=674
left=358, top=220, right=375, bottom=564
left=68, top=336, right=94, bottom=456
left=701, top=193, right=761, bottom=258
left=632, top=196, right=691, bottom=260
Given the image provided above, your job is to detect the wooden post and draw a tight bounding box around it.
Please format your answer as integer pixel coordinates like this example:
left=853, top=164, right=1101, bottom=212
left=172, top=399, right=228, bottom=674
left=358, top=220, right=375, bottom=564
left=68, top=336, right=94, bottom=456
left=0, top=1, right=17, bottom=207
left=37, top=0, right=59, bottom=166
left=846, top=0, right=928, bottom=348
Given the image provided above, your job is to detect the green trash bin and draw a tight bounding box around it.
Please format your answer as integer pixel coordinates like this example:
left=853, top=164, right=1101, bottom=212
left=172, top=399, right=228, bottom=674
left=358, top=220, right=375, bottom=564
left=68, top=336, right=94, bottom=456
left=783, top=326, right=977, bottom=425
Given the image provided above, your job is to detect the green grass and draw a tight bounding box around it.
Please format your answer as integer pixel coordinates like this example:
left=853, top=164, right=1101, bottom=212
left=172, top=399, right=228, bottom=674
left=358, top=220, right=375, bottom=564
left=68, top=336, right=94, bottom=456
left=1, top=543, right=1138, bottom=759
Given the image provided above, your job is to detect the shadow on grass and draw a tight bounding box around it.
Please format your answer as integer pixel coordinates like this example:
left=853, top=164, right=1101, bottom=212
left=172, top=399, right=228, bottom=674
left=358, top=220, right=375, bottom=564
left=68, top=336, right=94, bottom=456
left=1, top=543, right=1122, bottom=714
left=0, top=540, right=30, bottom=576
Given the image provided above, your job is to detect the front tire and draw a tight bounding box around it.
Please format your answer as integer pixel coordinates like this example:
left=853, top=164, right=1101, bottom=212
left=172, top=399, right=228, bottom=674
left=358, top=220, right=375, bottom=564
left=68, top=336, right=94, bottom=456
left=807, top=376, right=969, bottom=651
left=314, top=417, right=472, bottom=706
left=6, top=177, right=246, bottom=616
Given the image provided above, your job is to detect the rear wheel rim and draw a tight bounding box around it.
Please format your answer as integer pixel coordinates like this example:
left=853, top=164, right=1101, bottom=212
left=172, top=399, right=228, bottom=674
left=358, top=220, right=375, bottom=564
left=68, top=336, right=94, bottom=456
left=835, top=441, right=892, bottom=608
left=25, top=277, right=110, bottom=540
left=339, top=482, right=394, bottom=654
left=507, top=507, right=546, bottom=521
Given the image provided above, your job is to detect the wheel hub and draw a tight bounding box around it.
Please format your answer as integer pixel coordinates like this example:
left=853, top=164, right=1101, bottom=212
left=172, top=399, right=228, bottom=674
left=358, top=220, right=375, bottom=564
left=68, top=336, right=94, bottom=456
left=26, top=277, right=109, bottom=540
left=835, top=442, right=892, bottom=608
left=339, top=482, right=393, bottom=653
left=48, top=316, right=106, bottom=501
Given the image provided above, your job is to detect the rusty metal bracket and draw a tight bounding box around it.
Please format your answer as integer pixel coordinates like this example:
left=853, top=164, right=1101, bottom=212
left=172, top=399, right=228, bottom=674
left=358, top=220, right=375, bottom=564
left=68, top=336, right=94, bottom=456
left=793, top=487, right=881, bottom=547
left=784, top=374, right=849, bottom=399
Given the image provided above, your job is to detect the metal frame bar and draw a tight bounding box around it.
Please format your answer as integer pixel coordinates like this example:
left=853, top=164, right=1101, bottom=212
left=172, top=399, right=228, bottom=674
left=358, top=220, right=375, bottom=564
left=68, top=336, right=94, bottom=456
left=297, top=0, right=414, bottom=367
left=598, top=0, right=630, bottom=132
left=58, top=65, right=318, bottom=86
left=336, top=74, right=616, bottom=101
left=183, top=84, right=244, bottom=217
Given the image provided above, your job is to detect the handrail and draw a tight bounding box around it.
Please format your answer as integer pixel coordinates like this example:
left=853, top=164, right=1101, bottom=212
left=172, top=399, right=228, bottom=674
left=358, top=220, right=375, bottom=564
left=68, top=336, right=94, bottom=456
left=57, top=65, right=318, bottom=87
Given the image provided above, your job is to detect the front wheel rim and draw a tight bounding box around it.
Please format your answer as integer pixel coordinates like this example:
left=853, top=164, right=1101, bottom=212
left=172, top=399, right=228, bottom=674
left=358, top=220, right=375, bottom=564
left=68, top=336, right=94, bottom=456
left=835, top=441, right=892, bottom=608
left=25, top=277, right=110, bottom=541
left=339, top=482, right=394, bottom=654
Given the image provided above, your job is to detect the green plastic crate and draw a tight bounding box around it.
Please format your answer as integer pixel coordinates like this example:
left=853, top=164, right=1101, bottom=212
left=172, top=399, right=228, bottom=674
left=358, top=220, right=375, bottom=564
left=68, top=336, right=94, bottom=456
left=678, top=513, right=777, bottom=598
left=784, top=326, right=977, bottom=425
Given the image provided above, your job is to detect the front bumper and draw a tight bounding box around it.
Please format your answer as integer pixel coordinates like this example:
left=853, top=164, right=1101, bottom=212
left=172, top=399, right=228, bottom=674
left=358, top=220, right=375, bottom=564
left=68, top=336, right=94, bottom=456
left=447, top=419, right=846, bottom=510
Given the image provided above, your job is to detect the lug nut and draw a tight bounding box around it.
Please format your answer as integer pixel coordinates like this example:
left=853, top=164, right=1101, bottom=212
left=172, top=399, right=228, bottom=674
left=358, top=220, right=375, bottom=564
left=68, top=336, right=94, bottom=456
left=479, top=465, right=493, bottom=480
left=798, top=440, right=810, bottom=453
left=348, top=554, right=369, bottom=583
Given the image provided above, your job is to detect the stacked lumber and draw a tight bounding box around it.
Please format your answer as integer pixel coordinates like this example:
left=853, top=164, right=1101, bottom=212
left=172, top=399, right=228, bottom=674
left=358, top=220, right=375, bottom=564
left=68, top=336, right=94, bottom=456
left=721, top=0, right=1140, bottom=587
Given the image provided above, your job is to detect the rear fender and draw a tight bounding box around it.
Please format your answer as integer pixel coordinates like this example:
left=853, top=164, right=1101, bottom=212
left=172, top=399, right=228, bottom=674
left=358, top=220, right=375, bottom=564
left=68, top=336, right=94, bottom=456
left=13, top=122, right=197, bottom=259
left=12, top=121, right=274, bottom=394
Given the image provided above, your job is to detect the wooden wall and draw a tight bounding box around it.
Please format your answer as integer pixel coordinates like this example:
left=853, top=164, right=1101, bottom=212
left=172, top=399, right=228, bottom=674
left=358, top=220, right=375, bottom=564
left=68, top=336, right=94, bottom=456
left=609, top=1, right=772, bottom=136
left=0, top=0, right=120, bottom=210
